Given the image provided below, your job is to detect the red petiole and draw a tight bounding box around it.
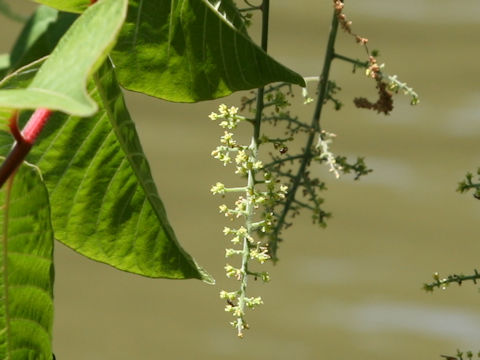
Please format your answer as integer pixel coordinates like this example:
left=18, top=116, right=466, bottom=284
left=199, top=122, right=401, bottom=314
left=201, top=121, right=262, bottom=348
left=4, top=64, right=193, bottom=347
left=0, top=0, right=97, bottom=188
left=0, top=108, right=53, bottom=188
left=22, top=108, right=52, bottom=144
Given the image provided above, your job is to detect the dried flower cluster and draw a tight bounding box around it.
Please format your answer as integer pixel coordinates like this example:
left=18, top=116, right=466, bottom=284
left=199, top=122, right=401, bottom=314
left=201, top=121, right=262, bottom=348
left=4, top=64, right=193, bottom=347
left=354, top=77, right=394, bottom=115
left=333, top=0, right=419, bottom=112
left=334, top=0, right=368, bottom=45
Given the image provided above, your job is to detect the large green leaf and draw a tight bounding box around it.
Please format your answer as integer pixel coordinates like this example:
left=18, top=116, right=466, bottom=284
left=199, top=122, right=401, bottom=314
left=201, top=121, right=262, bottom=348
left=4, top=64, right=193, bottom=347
left=0, top=0, right=127, bottom=116
left=110, top=0, right=306, bottom=102
left=9, top=6, right=76, bottom=73
left=0, top=59, right=213, bottom=283
left=0, top=163, right=54, bottom=360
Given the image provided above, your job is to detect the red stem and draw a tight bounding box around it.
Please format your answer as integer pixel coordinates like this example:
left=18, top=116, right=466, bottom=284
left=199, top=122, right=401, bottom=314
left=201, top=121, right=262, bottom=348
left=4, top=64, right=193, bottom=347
left=22, top=108, right=52, bottom=144
left=8, top=111, right=22, bottom=143
left=0, top=108, right=52, bottom=188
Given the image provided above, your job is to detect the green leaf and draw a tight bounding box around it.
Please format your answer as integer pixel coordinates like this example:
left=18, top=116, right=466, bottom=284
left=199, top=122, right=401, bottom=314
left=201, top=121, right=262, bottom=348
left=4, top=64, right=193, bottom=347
left=111, top=0, right=306, bottom=102
left=0, top=0, right=127, bottom=116
left=0, top=163, right=54, bottom=359
left=9, top=6, right=76, bottom=73
left=33, top=0, right=89, bottom=14
left=0, top=59, right=213, bottom=283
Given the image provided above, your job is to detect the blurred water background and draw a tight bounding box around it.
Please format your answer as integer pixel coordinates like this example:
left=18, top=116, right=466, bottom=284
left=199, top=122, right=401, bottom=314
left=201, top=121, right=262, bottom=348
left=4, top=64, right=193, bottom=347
left=1, top=1, right=480, bottom=359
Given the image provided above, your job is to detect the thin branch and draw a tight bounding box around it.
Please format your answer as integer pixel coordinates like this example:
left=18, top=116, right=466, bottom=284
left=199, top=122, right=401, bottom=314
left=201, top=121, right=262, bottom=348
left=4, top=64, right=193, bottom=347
left=334, top=53, right=368, bottom=68
left=423, top=269, right=480, bottom=292
left=263, top=154, right=306, bottom=169
left=269, top=5, right=340, bottom=261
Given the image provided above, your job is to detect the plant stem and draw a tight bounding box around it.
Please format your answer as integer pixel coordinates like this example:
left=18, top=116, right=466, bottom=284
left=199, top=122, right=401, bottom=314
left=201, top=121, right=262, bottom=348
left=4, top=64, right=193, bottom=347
left=0, top=108, right=52, bottom=188
left=270, top=5, right=340, bottom=261
left=334, top=53, right=369, bottom=68
left=236, top=138, right=256, bottom=337
left=253, top=0, right=269, bottom=141
left=263, top=154, right=306, bottom=169
left=236, top=0, right=270, bottom=337
left=22, top=108, right=52, bottom=144
left=424, top=270, right=480, bottom=292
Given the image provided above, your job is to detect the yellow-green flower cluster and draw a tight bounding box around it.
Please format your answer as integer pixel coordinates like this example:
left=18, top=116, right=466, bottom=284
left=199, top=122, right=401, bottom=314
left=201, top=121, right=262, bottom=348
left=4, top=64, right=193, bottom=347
left=210, top=104, right=289, bottom=338
left=209, top=104, right=245, bottom=128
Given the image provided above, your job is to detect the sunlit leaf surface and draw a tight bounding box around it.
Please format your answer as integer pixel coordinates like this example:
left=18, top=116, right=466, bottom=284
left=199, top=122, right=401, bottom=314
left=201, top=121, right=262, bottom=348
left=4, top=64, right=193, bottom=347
left=0, top=59, right=213, bottom=283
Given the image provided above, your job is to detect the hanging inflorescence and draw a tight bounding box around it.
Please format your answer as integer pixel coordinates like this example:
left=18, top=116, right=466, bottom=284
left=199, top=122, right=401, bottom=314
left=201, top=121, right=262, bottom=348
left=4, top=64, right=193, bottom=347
left=210, top=104, right=288, bottom=337
left=210, top=0, right=419, bottom=337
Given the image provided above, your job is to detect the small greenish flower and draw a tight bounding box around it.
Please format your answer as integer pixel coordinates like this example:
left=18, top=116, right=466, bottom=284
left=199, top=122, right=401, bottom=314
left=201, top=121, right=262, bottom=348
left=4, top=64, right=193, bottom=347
left=225, top=264, right=242, bottom=279
left=245, top=296, right=263, bottom=308
left=219, top=120, right=230, bottom=128
left=235, top=165, right=248, bottom=175
left=219, top=104, right=228, bottom=114
left=260, top=272, right=270, bottom=282
left=220, top=154, right=232, bottom=166
left=229, top=320, right=238, bottom=328
left=250, top=246, right=270, bottom=264
left=230, top=235, right=241, bottom=245
left=228, top=106, right=238, bottom=115
left=220, top=291, right=238, bottom=300
left=211, top=182, right=226, bottom=195
left=234, top=197, right=247, bottom=215
left=232, top=306, right=244, bottom=317
left=235, top=150, right=248, bottom=164
left=211, top=149, right=220, bottom=158
left=220, top=131, right=236, bottom=146
left=226, top=248, right=242, bottom=257
left=236, top=226, right=248, bottom=237
left=252, top=160, right=263, bottom=170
